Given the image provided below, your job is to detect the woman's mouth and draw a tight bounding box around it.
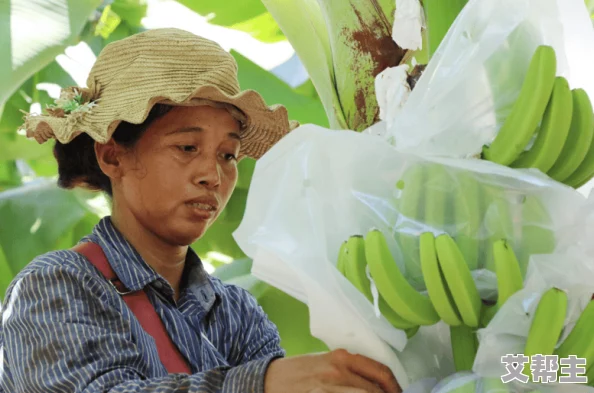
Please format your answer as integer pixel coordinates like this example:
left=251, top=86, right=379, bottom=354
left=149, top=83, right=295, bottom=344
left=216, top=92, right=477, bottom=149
left=186, top=202, right=217, bottom=219
left=187, top=202, right=216, bottom=211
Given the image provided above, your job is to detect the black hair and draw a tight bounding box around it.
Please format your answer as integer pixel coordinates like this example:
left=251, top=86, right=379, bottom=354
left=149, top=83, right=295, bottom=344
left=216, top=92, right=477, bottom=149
left=52, top=104, right=173, bottom=198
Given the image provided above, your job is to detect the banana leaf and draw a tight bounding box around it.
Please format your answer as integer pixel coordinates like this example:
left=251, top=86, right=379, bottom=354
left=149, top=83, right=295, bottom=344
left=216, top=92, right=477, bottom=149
left=0, top=179, right=100, bottom=275
left=0, top=0, right=102, bottom=107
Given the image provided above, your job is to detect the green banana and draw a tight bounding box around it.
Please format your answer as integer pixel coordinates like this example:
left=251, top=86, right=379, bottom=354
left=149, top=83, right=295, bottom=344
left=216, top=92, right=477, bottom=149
left=481, top=239, right=524, bottom=326
left=419, top=232, right=463, bottom=326
left=482, top=45, right=557, bottom=166
left=554, top=300, right=594, bottom=369
left=511, top=76, right=574, bottom=173
left=365, top=228, right=440, bottom=326
left=342, top=235, right=417, bottom=330
left=336, top=240, right=348, bottom=275
left=563, top=98, right=594, bottom=188
left=423, top=0, right=468, bottom=58
left=547, top=88, right=594, bottom=182
left=523, top=287, right=568, bottom=378
left=435, top=234, right=482, bottom=327
left=450, top=324, right=478, bottom=372
left=453, top=172, right=481, bottom=271
left=394, top=164, right=426, bottom=289
left=564, top=137, right=594, bottom=188
left=518, top=195, right=556, bottom=278
left=405, top=325, right=420, bottom=339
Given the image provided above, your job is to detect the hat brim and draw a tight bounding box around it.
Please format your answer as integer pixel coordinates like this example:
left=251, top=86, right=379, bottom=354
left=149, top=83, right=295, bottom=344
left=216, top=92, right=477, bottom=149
left=24, top=83, right=297, bottom=160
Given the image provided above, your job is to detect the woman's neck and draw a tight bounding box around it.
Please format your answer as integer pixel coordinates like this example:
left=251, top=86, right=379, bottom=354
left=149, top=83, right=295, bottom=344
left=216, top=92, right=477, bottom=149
left=110, top=203, right=187, bottom=302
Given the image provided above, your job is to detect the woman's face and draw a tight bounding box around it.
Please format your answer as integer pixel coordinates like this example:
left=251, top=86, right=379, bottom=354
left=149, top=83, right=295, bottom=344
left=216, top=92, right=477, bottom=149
left=113, top=105, right=241, bottom=246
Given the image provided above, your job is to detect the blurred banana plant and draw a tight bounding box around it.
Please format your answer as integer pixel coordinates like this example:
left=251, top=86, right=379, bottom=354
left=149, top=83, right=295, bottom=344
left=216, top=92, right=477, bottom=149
left=0, top=0, right=102, bottom=109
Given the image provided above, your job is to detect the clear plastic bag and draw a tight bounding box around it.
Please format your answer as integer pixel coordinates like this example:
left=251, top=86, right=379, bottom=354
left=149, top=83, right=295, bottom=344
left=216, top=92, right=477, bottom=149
left=233, top=124, right=588, bottom=389
left=376, top=0, right=594, bottom=158
left=468, top=194, right=594, bottom=392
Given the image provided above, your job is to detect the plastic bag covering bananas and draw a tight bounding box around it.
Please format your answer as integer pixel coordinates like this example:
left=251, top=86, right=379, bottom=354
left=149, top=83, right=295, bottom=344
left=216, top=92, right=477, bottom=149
left=261, top=0, right=404, bottom=132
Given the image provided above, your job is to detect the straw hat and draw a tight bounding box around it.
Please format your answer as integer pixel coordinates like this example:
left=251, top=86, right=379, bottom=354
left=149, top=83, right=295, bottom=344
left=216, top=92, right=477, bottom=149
left=21, top=28, right=299, bottom=160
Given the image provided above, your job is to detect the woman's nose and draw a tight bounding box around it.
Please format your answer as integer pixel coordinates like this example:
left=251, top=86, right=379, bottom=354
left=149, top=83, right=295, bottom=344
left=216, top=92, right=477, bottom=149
left=192, top=158, right=222, bottom=189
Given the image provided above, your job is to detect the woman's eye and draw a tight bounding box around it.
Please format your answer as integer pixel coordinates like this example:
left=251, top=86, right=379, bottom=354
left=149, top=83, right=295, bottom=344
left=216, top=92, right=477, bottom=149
left=224, top=153, right=237, bottom=162
left=178, top=145, right=196, bottom=153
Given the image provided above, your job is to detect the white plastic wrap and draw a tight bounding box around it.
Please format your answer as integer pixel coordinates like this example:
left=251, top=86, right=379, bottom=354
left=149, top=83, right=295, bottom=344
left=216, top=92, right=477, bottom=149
left=376, top=0, right=594, bottom=158
left=233, top=124, right=588, bottom=389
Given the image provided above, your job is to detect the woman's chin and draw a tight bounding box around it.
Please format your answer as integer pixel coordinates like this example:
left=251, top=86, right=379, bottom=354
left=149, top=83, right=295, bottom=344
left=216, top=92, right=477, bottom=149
left=167, top=223, right=208, bottom=246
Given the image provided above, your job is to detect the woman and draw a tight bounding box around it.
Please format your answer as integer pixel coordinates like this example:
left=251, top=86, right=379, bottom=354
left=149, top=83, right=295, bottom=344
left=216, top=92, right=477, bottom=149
left=0, top=28, right=401, bottom=393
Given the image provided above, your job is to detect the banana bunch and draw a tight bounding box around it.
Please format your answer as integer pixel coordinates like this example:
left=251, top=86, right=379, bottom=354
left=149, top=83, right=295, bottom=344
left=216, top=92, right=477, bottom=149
left=481, top=45, right=594, bottom=189
left=334, top=226, right=528, bottom=373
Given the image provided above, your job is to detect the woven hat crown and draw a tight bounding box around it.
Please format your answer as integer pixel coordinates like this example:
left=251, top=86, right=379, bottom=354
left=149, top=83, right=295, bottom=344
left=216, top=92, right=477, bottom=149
left=90, top=28, right=242, bottom=100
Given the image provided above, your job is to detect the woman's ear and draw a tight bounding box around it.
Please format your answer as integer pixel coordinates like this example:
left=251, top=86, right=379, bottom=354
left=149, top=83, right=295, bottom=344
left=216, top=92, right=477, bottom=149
left=94, top=139, right=124, bottom=181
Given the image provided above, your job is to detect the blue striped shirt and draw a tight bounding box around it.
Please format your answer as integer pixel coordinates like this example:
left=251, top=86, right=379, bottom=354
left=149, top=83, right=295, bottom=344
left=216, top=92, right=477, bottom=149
left=0, top=216, right=285, bottom=392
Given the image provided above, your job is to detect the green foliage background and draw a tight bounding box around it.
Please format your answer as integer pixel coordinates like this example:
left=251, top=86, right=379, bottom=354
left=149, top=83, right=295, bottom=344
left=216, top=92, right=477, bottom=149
left=0, top=0, right=328, bottom=356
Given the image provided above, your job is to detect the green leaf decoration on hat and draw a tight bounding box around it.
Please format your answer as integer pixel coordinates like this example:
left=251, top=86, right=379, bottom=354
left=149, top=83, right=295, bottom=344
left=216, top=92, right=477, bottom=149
left=45, top=88, right=99, bottom=118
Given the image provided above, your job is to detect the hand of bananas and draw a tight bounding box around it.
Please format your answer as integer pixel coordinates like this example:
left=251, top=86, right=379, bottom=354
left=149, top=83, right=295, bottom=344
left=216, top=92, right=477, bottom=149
left=336, top=227, right=594, bottom=387
left=481, top=45, right=594, bottom=190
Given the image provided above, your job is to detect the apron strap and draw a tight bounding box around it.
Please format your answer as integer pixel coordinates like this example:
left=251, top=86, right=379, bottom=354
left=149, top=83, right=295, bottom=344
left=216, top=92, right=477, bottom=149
left=72, top=241, right=192, bottom=375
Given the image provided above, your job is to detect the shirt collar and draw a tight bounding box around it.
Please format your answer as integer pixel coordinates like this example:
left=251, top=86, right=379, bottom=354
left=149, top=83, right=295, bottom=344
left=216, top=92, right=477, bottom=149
left=81, top=216, right=219, bottom=312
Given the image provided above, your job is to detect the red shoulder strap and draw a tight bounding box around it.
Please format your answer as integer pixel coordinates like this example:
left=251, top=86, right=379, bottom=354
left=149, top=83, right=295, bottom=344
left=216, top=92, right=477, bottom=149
left=72, top=242, right=192, bottom=375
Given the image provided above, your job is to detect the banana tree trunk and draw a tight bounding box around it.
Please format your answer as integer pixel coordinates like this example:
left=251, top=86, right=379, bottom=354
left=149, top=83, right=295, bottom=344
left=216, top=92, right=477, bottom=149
left=317, top=0, right=406, bottom=131
left=261, top=0, right=406, bottom=132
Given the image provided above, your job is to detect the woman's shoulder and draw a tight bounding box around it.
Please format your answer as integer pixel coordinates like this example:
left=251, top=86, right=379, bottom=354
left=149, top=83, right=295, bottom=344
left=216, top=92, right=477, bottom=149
left=17, top=248, right=96, bottom=277
left=5, top=248, right=108, bottom=300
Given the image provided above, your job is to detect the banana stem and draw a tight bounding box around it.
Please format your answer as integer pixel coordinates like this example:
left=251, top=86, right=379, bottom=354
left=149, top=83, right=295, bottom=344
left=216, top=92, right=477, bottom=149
left=450, top=324, right=478, bottom=371
left=422, top=0, right=468, bottom=58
